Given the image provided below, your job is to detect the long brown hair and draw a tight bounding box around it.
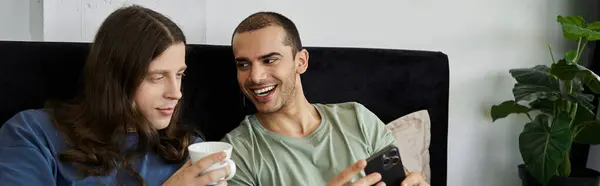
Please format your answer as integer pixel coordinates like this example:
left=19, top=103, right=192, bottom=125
left=45, top=5, right=196, bottom=185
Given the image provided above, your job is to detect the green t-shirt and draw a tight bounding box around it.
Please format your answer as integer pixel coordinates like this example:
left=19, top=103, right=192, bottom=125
left=221, top=102, right=396, bottom=186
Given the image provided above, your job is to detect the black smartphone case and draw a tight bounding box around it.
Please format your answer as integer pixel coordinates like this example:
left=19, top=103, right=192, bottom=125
left=364, top=145, right=407, bottom=186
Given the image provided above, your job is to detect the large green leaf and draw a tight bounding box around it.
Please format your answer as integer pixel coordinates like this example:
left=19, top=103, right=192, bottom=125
left=548, top=59, right=600, bottom=94
left=573, top=103, right=595, bottom=124
left=571, top=104, right=595, bottom=134
left=573, top=120, right=600, bottom=144
left=570, top=99, right=600, bottom=144
left=564, top=50, right=577, bottom=63
left=557, top=15, right=586, bottom=40
left=550, top=59, right=579, bottom=80
left=557, top=15, right=585, bottom=27
left=530, top=99, right=554, bottom=114
left=586, top=21, right=600, bottom=31
left=520, top=113, right=572, bottom=186
left=510, top=65, right=559, bottom=90
left=564, top=93, right=595, bottom=115
left=513, top=84, right=561, bottom=102
left=490, top=100, right=531, bottom=121
left=557, top=15, right=600, bottom=41
left=572, top=77, right=585, bottom=92
left=577, top=67, right=600, bottom=94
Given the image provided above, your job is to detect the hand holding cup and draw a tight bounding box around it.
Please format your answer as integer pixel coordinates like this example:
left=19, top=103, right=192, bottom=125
left=162, top=142, right=236, bottom=186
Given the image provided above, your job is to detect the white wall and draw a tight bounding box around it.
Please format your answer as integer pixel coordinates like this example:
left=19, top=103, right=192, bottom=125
left=42, top=0, right=207, bottom=43
left=2, top=0, right=600, bottom=185
left=0, top=0, right=43, bottom=41
left=589, top=146, right=600, bottom=171
left=206, top=1, right=598, bottom=185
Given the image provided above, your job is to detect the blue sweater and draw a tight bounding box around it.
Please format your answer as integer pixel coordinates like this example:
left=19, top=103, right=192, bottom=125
left=0, top=109, right=199, bottom=186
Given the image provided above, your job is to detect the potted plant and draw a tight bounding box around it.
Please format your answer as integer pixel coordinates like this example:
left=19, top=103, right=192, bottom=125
left=490, top=15, right=600, bottom=186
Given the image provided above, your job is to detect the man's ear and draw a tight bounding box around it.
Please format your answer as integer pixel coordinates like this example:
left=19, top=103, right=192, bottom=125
left=295, top=49, right=309, bottom=74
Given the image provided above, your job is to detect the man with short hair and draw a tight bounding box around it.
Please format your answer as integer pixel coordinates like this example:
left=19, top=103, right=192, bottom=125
left=222, top=12, right=429, bottom=186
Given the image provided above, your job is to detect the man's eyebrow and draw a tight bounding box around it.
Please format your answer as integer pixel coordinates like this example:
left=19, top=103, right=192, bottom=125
left=234, top=52, right=282, bottom=63
left=147, top=70, right=167, bottom=75
left=147, top=66, right=187, bottom=75
left=258, top=52, right=282, bottom=60
left=234, top=57, right=250, bottom=63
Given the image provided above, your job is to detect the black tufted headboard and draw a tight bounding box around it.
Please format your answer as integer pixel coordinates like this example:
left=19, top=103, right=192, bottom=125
left=0, top=41, right=449, bottom=185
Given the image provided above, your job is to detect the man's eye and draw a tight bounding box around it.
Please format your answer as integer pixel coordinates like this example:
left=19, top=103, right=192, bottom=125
left=150, top=75, right=164, bottom=81
left=237, top=63, right=250, bottom=68
left=265, top=59, right=276, bottom=63
left=177, top=72, right=186, bottom=78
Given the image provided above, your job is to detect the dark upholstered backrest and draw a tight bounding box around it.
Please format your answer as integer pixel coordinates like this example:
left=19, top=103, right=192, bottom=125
left=0, top=41, right=449, bottom=185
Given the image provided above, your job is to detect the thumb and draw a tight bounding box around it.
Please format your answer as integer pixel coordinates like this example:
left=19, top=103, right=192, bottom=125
left=400, top=172, right=422, bottom=186
left=175, top=159, right=192, bottom=173
left=328, top=160, right=367, bottom=186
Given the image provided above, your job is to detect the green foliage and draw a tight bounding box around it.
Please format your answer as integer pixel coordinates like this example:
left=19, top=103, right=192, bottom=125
left=490, top=15, right=600, bottom=186
left=519, top=114, right=572, bottom=186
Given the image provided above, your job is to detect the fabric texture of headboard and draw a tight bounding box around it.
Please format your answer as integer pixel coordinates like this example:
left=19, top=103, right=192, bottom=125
left=0, top=41, right=449, bottom=185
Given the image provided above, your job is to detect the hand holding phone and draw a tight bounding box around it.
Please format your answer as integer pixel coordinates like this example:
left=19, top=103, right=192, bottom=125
left=327, top=145, right=428, bottom=186
left=364, top=145, right=406, bottom=186
left=325, top=160, right=385, bottom=186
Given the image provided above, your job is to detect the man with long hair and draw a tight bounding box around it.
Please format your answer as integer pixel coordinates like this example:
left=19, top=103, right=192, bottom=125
left=0, top=5, right=230, bottom=186
left=222, top=12, right=430, bottom=186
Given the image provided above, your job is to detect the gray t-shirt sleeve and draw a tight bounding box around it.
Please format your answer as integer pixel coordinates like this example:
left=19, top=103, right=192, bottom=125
left=356, top=103, right=396, bottom=154
left=222, top=133, right=256, bottom=186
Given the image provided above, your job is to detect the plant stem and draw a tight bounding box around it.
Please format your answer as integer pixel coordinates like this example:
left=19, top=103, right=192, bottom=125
left=560, top=152, right=571, bottom=177
left=574, top=38, right=582, bottom=63
left=548, top=45, right=556, bottom=64
left=564, top=65, right=576, bottom=131
left=574, top=123, right=586, bottom=139
left=564, top=79, right=573, bottom=117
left=569, top=104, right=578, bottom=127
left=553, top=101, right=558, bottom=116
left=575, top=39, right=588, bottom=64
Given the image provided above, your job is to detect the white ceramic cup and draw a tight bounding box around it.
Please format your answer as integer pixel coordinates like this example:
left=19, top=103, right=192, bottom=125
left=188, top=142, right=236, bottom=184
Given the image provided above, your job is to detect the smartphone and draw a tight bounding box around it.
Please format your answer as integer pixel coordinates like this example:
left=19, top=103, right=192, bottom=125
left=364, top=144, right=406, bottom=186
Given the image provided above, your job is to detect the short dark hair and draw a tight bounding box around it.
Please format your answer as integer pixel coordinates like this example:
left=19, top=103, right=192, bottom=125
left=232, top=12, right=302, bottom=57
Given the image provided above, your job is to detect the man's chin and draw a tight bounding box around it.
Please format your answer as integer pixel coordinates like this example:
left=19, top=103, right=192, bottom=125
left=254, top=102, right=282, bottom=114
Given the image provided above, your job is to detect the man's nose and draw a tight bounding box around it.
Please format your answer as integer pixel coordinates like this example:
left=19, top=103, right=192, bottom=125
left=165, top=80, right=182, bottom=100
left=249, top=64, right=267, bottom=83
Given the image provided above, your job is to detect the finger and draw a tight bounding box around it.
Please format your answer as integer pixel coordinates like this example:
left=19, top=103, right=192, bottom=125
left=400, top=173, right=420, bottom=186
left=375, top=181, right=386, bottom=186
left=214, top=180, right=228, bottom=186
left=400, top=179, right=414, bottom=186
left=174, top=159, right=192, bottom=175
left=196, top=167, right=230, bottom=186
left=188, top=151, right=227, bottom=174
left=330, top=160, right=367, bottom=185
left=350, top=173, right=382, bottom=186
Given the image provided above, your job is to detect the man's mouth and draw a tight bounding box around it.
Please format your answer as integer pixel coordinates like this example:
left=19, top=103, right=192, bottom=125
left=156, top=107, right=175, bottom=116
left=252, top=85, right=277, bottom=97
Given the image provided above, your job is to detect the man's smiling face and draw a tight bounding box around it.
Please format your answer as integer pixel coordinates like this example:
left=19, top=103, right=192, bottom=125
left=232, top=25, right=301, bottom=114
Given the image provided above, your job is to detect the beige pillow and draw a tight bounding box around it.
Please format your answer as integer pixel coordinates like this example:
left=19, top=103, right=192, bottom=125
left=385, top=110, right=431, bottom=183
